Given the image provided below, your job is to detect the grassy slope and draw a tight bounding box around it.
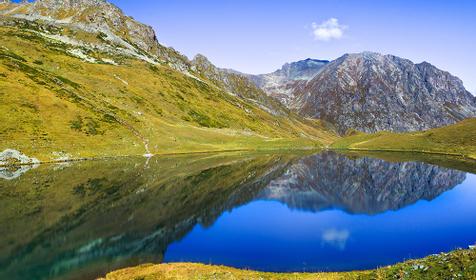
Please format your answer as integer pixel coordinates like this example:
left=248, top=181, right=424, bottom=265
left=331, top=118, right=476, bottom=159
left=0, top=23, right=336, bottom=162
left=100, top=249, right=476, bottom=280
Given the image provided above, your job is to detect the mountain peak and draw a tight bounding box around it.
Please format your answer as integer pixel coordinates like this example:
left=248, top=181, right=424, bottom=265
left=192, top=54, right=212, bottom=65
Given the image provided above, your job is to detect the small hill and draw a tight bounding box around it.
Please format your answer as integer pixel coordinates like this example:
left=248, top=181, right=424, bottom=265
left=332, top=118, right=476, bottom=159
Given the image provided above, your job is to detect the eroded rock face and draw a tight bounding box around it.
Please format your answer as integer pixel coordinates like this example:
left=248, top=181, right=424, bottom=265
left=27, top=0, right=157, bottom=53
left=259, top=151, right=466, bottom=214
left=291, top=52, right=476, bottom=133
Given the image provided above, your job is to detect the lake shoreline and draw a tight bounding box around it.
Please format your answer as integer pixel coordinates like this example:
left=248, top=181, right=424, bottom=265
left=0, top=146, right=320, bottom=168
left=3, top=146, right=475, bottom=168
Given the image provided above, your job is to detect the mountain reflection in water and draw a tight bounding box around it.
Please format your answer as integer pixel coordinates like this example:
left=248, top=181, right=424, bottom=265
left=0, top=151, right=474, bottom=279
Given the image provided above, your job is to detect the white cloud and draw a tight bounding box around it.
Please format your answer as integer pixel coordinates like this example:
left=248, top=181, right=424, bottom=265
left=321, top=228, right=350, bottom=250
left=312, top=18, right=347, bottom=41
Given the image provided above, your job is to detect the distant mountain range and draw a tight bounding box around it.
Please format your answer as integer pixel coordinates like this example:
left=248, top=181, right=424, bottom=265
left=0, top=0, right=475, bottom=161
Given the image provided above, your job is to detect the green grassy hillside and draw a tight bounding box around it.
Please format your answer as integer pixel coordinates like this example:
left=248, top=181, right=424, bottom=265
left=100, top=248, right=476, bottom=280
left=0, top=22, right=336, bottom=163
left=331, top=118, right=476, bottom=159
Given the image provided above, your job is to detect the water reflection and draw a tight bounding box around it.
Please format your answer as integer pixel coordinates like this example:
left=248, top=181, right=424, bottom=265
left=259, top=152, right=466, bottom=214
left=0, top=151, right=473, bottom=279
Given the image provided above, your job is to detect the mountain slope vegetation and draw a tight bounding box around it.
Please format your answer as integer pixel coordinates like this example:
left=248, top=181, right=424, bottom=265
left=0, top=1, right=336, bottom=162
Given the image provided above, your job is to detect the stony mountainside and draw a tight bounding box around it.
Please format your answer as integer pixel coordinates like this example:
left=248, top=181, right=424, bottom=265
left=248, top=53, right=476, bottom=134
left=248, top=58, right=329, bottom=106
left=291, top=52, right=476, bottom=133
left=259, top=151, right=466, bottom=214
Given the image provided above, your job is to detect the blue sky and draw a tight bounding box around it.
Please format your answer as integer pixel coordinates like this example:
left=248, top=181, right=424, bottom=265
left=42, top=1, right=476, bottom=91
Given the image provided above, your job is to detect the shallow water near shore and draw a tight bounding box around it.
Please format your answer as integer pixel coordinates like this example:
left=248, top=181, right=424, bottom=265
left=0, top=151, right=475, bottom=279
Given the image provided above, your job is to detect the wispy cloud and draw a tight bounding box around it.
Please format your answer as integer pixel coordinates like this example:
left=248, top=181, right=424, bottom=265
left=311, top=18, right=347, bottom=41
left=321, top=228, right=350, bottom=250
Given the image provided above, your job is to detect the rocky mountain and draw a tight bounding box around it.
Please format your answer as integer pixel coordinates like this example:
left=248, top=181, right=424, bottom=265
left=256, top=52, right=476, bottom=134
left=294, top=52, right=476, bottom=133
left=259, top=151, right=466, bottom=214
left=247, top=58, right=329, bottom=106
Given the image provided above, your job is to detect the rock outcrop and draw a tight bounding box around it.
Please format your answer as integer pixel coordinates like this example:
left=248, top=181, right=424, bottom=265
left=0, top=0, right=190, bottom=70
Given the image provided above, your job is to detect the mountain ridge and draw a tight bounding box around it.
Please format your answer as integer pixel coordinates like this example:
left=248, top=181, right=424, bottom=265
left=296, top=52, right=476, bottom=133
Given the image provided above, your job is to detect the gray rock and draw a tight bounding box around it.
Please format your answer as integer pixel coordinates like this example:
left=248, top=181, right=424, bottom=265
left=291, top=52, right=476, bottom=133
left=2, top=0, right=190, bottom=70
left=0, top=149, right=40, bottom=166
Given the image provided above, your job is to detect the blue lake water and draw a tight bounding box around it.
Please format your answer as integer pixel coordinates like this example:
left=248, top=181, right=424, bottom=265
left=0, top=151, right=475, bottom=279
left=166, top=174, right=476, bottom=272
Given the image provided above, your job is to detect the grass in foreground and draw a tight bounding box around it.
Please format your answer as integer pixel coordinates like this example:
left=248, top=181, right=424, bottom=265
left=331, top=118, right=476, bottom=159
left=100, top=248, right=476, bottom=280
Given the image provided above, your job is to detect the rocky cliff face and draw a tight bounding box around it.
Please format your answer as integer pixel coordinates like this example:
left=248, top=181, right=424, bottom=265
left=259, top=151, right=466, bottom=214
left=248, top=58, right=329, bottom=106
left=291, top=52, right=476, bottom=133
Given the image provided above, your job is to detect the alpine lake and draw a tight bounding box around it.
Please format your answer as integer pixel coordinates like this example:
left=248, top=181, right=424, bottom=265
left=1, top=150, right=475, bottom=279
